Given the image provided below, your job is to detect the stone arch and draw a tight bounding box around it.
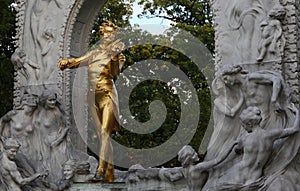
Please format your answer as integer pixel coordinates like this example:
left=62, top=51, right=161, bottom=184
left=59, top=0, right=107, bottom=150
left=63, top=0, right=107, bottom=58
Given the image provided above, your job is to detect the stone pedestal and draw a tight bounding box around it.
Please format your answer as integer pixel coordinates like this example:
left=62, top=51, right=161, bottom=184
left=70, top=183, right=127, bottom=191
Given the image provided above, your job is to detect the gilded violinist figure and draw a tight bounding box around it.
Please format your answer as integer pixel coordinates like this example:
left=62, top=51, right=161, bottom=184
left=58, top=21, right=125, bottom=182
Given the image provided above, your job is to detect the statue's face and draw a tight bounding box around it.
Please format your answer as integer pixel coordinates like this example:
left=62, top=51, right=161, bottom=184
left=215, top=78, right=225, bottom=90
left=103, top=26, right=114, bottom=38
left=99, top=26, right=115, bottom=40
left=222, top=74, right=239, bottom=87
left=6, top=148, right=18, bottom=160
left=245, top=81, right=271, bottom=107
left=23, top=104, right=35, bottom=113
left=46, top=97, right=56, bottom=109
left=242, top=121, right=254, bottom=133
left=63, top=165, right=74, bottom=180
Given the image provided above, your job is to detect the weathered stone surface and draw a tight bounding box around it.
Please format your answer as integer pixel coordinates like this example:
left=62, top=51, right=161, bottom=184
left=70, top=183, right=127, bottom=191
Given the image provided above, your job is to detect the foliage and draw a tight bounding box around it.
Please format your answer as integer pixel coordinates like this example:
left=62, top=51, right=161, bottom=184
left=0, top=0, right=16, bottom=117
left=88, top=25, right=212, bottom=167
left=89, top=0, right=135, bottom=45
left=137, top=0, right=215, bottom=53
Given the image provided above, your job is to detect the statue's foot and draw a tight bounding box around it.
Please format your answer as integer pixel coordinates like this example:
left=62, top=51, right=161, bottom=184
left=104, top=173, right=114, bottom=183
left=91, top=172, right=104, bottom=182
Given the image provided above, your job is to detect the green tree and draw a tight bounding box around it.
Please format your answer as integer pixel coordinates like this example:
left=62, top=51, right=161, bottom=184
left=88, top=0, right=214, bottom=167
left=137, top=0, right=215, bottom=53
left=0, top=0, right=16, bottom=117
left=89, top=0, right=135, bottom=45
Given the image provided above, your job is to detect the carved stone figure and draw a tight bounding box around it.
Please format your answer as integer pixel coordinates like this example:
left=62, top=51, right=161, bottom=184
left=179, top=144, right=238, bottom=191
left=29, top=0, right=62, bottom=81
left=0, top=94, right=38, bottom=153
left=204, top=67, right=300, bottom=190
left=206, top=65, right=245, bottom=160
left=0, top=94, right=40, bottom=179
left=225, top=0, right=264, bottom=62
left=40, top=27, right=57, bottom=80
left=58, top=21, right=125, bottom=182
left=213, top=105, right=299, bottom=190
left=42, top=160, right=76, bottom=191
left=257, top=5, right=286, bottom=62
left=33, top=90, right=70, bottom=182
left=11, top=48, right=39, bottom=85
left=0, top=138, right=47, bottom=191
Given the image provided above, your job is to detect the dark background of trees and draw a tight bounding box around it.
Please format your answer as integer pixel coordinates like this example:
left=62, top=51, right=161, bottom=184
left=0, top=0, right=214, bottom=167
left=0, top=0, right=15, bottom=117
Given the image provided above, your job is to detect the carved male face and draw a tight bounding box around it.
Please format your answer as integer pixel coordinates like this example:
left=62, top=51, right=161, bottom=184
left=63, top=165, right=75, bottom=180
left=241, top=121, right=254, bottom=133
left=240, top=106, right=262, bottom=132
left=245, top=81, right=271, bottom=107
left=6, top=147, right=18, bottom=160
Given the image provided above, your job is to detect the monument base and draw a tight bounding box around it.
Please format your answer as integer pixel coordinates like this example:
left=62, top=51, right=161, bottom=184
left=70, top=182, right=127, bottom=191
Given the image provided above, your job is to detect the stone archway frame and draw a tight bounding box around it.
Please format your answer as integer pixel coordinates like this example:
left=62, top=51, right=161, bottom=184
left=60, top=0, right=108, bottom=150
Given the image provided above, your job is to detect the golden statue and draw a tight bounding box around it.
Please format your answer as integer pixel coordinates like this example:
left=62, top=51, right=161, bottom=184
left=58, top=21, right=125, bottom=182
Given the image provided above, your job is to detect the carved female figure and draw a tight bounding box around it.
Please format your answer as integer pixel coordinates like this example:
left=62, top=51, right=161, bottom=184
left=226, top=0, right=264, bottom=62
left=0, top=94, right=38, bottom=157
left=33, top=91, right=70, bottom=182
left=29, top=0, right=62, bottom=79
left=206, top=65, right=245, bottom=160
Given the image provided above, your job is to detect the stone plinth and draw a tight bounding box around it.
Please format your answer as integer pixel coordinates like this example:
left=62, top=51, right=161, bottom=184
left=70, top=182, right=127, bottom=191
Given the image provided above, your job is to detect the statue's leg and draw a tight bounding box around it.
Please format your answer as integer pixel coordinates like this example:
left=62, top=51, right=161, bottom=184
left=89, top=101, right=105, bottom=179
left=99, top=100, right=115, bottom=182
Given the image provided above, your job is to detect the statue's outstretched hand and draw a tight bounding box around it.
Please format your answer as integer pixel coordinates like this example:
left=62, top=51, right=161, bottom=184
left=58, top=58, right=75, bottom=70
left=58, top=58, right=69, bottom=70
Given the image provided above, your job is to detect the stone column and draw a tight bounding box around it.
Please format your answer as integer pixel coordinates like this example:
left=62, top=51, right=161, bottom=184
left=280, top=0, right=300, bottom=104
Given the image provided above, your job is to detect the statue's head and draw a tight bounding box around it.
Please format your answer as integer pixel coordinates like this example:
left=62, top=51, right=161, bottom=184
left=18, top=93, right=38, bottom=112
left=268, top=4, right=286, bottom=20
left=40, top=90, right=58, bottom=109
left=98, top=21, right=119, bottom=39
left=3, top=138, right=20, bottom=160
left=239, top=106, right=262, bottom=132
left=220, top=65, right=247, bottom=87
left=63, top=160, right=76, bottom=180
left=178, top=145, right=199, bottom=167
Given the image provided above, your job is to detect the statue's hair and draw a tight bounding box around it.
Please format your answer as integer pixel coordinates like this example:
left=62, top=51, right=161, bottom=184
left=99, top=21, right=119, bottom=36
left=3, top=138, right=20, bottom=150
left=239, top=106, right=262, bottom=125
left=268, top=4, right=286, bottom=19
left=211, top=77, right=225, bottom=96
left=20, top=93, right=38, bottom=107
left=220, top=65, right=247, bottom=76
